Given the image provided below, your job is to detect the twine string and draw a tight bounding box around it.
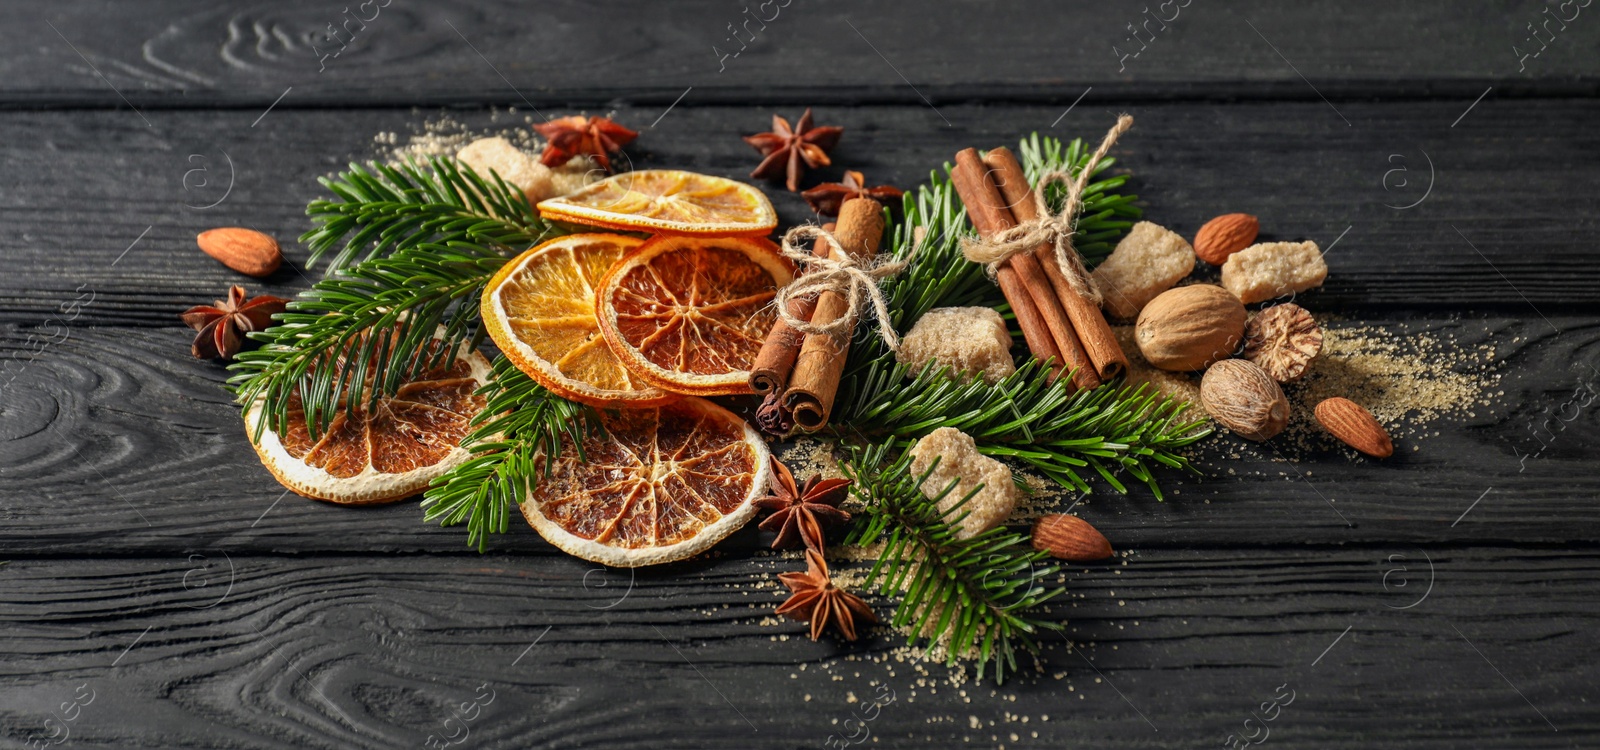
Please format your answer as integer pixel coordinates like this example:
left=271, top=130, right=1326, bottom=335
left=959, top=114, right=1134, bottom=307
left=775, top=224, right=908, bottom=351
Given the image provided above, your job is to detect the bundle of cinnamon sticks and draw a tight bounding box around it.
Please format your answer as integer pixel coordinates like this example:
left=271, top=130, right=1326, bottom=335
left=750, top=198, right=885, bottom=434
left=949, top=147, right=1126, bottom=390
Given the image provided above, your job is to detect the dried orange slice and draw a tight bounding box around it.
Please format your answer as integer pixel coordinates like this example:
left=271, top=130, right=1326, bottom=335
left=596, top=235, right=793, bottom=395
left=522, top=397, right=769, bottom=567
left=481, top=234, right=673, bottom=407
left=245, top=349, right=492, bottom=505
left=536, top=169, right=778, bottom=236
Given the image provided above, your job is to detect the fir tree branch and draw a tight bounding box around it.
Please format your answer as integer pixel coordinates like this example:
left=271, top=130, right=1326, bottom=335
left=231, top=157, right=568, bottom=440
left=842, top=442, right=1063, bottom=684
left=422, top=358, right=597, bottom=552
left=302, top=156, right=565, bottom=271
left=835, top=361, right=1210, bottom=499
left=227, top=241, right=510, bottom=441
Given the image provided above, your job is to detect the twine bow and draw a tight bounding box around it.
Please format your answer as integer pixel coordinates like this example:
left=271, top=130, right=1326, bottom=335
left=775, top=224, right=908, bottom=351
left=960, top=114, right=1134, bottom=307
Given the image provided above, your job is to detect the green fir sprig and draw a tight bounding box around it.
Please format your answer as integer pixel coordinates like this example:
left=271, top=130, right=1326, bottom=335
left=228, top=241, right=510, bottom=441
left=826, top=133, right=1212, bottom=680
left=836, top=361, right=1208, bottom=498
left=302, top=156, right=565, bottom=271
left=230, top=158, right=561, bottom=441
left=233, top=154, right=597, bottom=551
left=843, top=442, right=1062, bottom=683
left=422, top=358, right=596, bottom=551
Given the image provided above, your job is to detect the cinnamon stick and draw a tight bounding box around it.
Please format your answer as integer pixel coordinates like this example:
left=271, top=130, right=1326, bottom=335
left=785, top=200, right=883, bottom=432
left=749, top=222, right=837, bottom=394
left=951, top=149, right=1099, bottom=390
left=982, top=147, right=1128, bottom=381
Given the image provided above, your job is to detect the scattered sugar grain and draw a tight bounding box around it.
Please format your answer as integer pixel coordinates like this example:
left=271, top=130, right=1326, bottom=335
left=1281, top=318, right=1499, bottom=450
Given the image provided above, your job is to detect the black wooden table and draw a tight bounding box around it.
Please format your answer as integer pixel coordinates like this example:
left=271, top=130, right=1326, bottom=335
left=2, top=2, right=1597, bottom=748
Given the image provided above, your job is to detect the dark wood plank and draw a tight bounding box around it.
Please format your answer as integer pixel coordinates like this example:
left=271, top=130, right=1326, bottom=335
left=10, top=0, right=1598, bottom=109
left=1, top=316, right=1594, bottom=555
left=0, top=548, right=1591, bottom=748
left=1, top=99, right=1597, bottom=329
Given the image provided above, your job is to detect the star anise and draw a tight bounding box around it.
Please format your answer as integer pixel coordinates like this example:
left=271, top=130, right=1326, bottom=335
left=179, top=285, right=287, bottom=360
left=532, top=115, right=638, bottom=172
left=756, top=457, right=851, bottom=550
left=777, top=548, right=877, bottom=641
left=743, top=108, right=843, bottom=192
left=801, top=170, right=905, bottom=216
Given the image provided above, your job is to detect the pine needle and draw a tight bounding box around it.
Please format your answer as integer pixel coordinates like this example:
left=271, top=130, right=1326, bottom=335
left=227, top=241, right=511, bottom=441
left=302, top=156, right=564, bottom=271
left=829, top=133, right=1206, bottom=683
left=836, top=360, right=1210, bottom=499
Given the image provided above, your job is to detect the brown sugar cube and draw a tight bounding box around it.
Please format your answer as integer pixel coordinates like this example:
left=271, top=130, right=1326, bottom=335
left=895, top=306, right=1016, bottom=384
left=1091, top=221, right=1197, bottom=320
left=456, top=137, right=558, bottom=204
left=908, top=427, right=1022, bottom=539
left=1221, top=241, right=1328, bottom=304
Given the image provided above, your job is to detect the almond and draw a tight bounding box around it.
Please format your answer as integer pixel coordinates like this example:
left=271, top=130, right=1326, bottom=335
left=1193, top=213, right=1259, bottom=265
left=1031, top=514, right=1113, bottom=561
left=197, top=228, right=282, bottom=278
left=1314, top=397, right=1393, bottom=458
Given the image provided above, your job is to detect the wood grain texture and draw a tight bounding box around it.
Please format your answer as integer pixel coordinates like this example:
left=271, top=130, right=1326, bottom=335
left=0, top=316, right=1593, bottom=555
left=0, top=549, right=1591, bottom=748
left=9, top=0, right=1598, bottom=109
left=1, top=99, right=1597, bottom=328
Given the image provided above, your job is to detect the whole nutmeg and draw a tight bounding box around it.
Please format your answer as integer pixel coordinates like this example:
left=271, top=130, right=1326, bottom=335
left=1135, top=285, right=1247, bottom=371
left=1201, top=359, right=1289, bottom=441
left=1243, top=303, right=1323, bottom=382
left=1193, top=213, right=1259, bottom=265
